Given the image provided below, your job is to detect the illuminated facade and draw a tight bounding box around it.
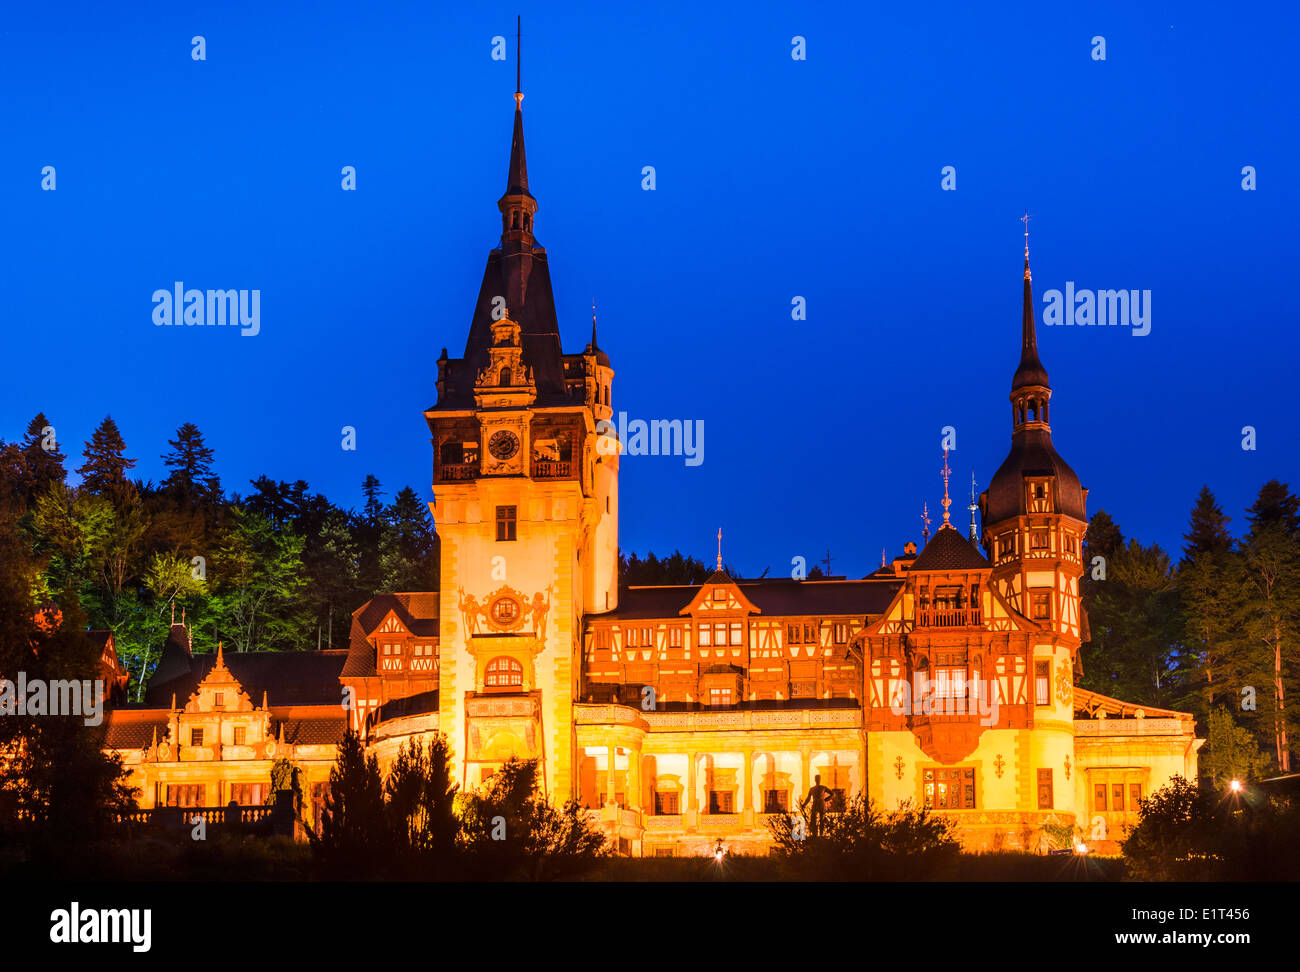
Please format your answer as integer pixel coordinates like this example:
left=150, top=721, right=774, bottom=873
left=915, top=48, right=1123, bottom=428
left=103, top=79, right=1200, bottom=857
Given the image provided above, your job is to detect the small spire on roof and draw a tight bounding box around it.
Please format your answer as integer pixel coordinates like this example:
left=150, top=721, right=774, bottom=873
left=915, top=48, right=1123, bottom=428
left=215, top=640, right=225, bottom=668
left=515, top=15, right=523, bottom=105
left=1021, top=210, right=1031, bottom=269
left=881, top=546, right=887, bottom=568
left=591, top=298, right=598, bottom=348
left=940, top=449, right=952, bottom=526
left=968, top=471, right=980, bottom=542
left=716, top=527, right=723, bottom=571
left=921, top=502, right=931, bottom=545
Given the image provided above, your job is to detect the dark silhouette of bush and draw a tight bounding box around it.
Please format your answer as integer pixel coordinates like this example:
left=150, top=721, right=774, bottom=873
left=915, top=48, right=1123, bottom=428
left=768, top=796, right=961, bottom=880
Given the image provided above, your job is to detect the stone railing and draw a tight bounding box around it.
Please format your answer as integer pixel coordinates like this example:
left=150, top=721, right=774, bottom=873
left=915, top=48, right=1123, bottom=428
left=642, top=708, right=859, bottom=732
left=1074, top=718, right=1189, bottom=737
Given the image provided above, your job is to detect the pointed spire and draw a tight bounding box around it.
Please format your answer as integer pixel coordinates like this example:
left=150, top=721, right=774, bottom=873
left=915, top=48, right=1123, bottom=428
left=968, top=471, right=980, bottom=542
left=591, top=298, right=599, bottom=349
left=716, top=527, right=723, bottom=571
left=1013, top=211, right=1049, bottom=391
left=921, top=502, right=931, bottom=544
left=505, top=16, right=530, bottom=198
left=940, top=449, right=952, bottom=526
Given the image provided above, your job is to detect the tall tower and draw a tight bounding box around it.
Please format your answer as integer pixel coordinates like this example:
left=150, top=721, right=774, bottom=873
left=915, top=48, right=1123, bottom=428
left=979, top=226, right=1088, bottom=817
left=425, top=57, right=618, bottom=799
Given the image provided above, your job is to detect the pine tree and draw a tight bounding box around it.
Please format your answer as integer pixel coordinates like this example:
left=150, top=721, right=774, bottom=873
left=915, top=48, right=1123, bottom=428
left=1238, top=481, right=1300, bottom=771
left=161, top=422, right=220, bottom=503
left=77, top=416, right=136, bottom=495
left=381, top=486, right=438, bottom=591
left=1176, top=487, right=1240, bottom=715
left=18, top=412, right=66, bottom=503
left=315, top=729, right=389, bottom=877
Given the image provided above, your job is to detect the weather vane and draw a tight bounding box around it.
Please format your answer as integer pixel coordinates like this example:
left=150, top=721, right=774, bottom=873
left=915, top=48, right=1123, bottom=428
left=921, top=502, right=931, bottom=545
left=1020, top=211, right=1031, bottom=258
left=716, top=527, right=723, bottom=572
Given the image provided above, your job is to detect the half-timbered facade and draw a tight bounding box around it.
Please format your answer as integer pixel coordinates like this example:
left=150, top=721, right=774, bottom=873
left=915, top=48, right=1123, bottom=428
left=100, top=71, right=1200, bottom=857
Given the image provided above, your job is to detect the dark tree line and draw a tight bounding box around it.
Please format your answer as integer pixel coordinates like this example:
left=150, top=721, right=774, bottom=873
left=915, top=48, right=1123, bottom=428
left=1081, top=481, right=1300, bottom=777
left=1, top=413, right=439, bottom=698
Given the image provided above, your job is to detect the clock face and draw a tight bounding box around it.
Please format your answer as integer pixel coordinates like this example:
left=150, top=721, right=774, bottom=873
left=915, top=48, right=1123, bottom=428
left=488, top=430, right=520, bottom=461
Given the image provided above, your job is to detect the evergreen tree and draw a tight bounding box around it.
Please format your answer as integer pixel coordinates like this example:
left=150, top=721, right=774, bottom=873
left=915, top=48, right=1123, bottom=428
left=381, top=486, right=439, bottom=591
left=1176, top=487, right=1241, bottom=715
left=161, top=422, right=220, bottom=504
left=315, top=729, right=388, bottom=877
left=76, top=416, right=136, bottom=495
left=1238, top=481, right=1300, bottom=771
left=1199, top=708, right=1273, bottom=786
left=18, top=412, right=66, bottom=503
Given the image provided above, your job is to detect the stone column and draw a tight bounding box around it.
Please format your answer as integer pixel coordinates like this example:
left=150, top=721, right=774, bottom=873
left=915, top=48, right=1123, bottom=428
left=800, top=749, right=811, bottom=804
left=742, top=749, right=755, bottom=827
left=686, top=751, right=698, bottom=829
left=607, top=744, right=618, bottom=806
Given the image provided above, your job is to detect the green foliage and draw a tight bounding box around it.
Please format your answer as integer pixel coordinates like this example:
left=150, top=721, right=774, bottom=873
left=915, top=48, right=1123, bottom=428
left=1200, top=708, right=1274, bottom=787
left=314, top=729, right=389, bottom=877
left=1122, top=775, right=1300, bottom=880
left=767, top=795, right=961, bottom=879
left=619, top=550, right=713, bottom=586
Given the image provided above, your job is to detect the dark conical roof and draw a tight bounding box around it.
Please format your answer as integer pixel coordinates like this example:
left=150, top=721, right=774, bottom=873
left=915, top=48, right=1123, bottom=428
left=504, top=101, right=531, bottom=198
left=911, top=524, right=990, bottom=571
left=1012, top=255, right=1050, bottom=391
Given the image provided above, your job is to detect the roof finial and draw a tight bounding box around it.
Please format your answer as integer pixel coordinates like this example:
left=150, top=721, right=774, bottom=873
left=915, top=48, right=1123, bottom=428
left=716, top=527, right=723, bottom=571
left=515, top=15, right=523, bottom=105
left=591, top=297, right=598, bottom=348
left=968, top=471, right=980, bottom=542
left=940, top=449, right=952, bottom=526
left=921, top=502, right=931, bottom=545
left=1020, top=211, right=1031, bottom=276
left=881, top=546, right=887, bottom=568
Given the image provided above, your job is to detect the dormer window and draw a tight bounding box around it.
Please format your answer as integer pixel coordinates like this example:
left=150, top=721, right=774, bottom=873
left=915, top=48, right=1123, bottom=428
left=214, top=692, right=224, bottom=708
left=712, top=588, right=726, bottom=602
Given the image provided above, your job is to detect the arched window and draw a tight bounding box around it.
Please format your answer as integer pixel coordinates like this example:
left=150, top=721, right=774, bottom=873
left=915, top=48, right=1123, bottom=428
left=511, top=211, right=520, bottom=229
left=485, top=656, right=523, bottom=688
left=500, top=367, right=511, bottom=387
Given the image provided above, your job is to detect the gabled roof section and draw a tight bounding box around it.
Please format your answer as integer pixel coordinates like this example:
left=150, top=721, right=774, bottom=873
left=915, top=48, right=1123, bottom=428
left=911, top=524, right=990, bottom=572
left=679, top=571, right=760, bottom=616
left=144, top=649, right=348, bottom=708
left=342, top=593, right=439, bottom=678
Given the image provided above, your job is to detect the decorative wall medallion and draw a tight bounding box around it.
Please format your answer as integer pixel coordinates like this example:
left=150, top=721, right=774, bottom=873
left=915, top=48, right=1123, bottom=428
left=486, top=589, right=527, bottom=632
left=1055, top=662, right=1073, bottom=706
left=488, top=429, right=520, bottom=461
left=894, top=756, right=905, bottom=780
left=994, top=754, right=1005, bottom=779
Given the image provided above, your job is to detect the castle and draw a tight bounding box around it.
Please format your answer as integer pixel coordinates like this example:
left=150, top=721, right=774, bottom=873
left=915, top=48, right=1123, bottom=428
left=102, top=72, right=1201, bottom=857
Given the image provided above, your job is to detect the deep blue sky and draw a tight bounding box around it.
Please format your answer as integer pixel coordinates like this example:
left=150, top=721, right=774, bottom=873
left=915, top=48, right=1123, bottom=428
left=2, top=1, right=1296, bottom=579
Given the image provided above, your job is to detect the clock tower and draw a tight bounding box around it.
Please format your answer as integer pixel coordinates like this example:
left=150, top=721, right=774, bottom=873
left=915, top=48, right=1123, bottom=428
left=425, top=78, right=618, bottom=800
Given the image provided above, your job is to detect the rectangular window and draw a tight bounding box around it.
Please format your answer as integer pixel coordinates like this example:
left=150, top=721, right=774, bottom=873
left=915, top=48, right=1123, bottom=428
left=923, top=768, right=976, bottom=810
left=729, top=622, right=743, bottom=646
left=626, top=627, right=638, bottom=648
left=495, top=505, right=517, bottom=542
left=712, top=588, right=726, bottom=601
left=1094, top=783, right=1107, bottom=811
left=1035, top=661, right=1051, bottom=705
left=213, top=692, right=224, bottom=708
left=698, top=625, right=711, bottom=647
left=763, top=790, right=789, bottom=813
left=669, top=627, right=682, bottom=648
left=708, top=687, right=732, bottom=707
left=190, top=728, right=205, bottom=747
left=1037, top=769, right=1054, bottom=810
left=1030, top=530, right=1049, bottom=549
left=229, top=783, right=263, bottom=805
left=1130, top=783, right=1142, bottom=809
left=233, top=726, right=246, bottom=746
left=1031, top=591, right=1051, bottom=620
left=1112, top=783, right=1125, bottom=812
left=166, top=784, right=207, bottom=807
left=654, top=791, right=679, bottom=815
left=707, top=791, right=734, bottom=814
left=791, top=680, right=816, bottom=698
left=833, top=622, right=849, bottom=644
left=804, top=622, right=818, bottom=643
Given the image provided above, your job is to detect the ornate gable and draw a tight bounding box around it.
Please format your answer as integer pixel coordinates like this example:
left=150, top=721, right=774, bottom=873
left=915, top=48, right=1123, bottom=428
left=679, top=572, right=759, bottom=617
